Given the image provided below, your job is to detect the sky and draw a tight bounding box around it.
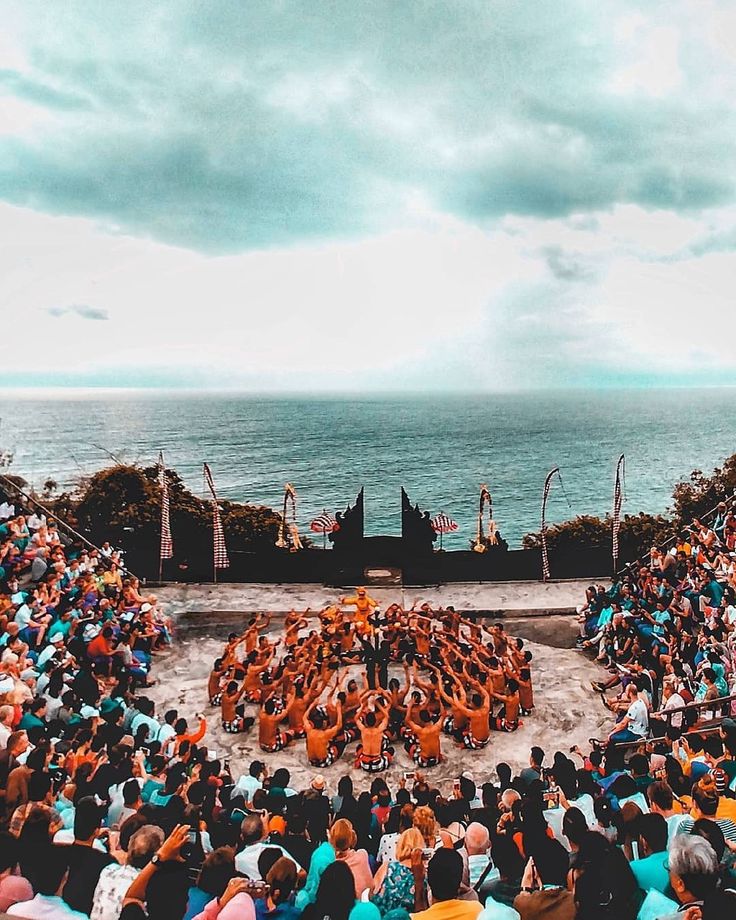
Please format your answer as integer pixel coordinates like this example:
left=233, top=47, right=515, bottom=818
left=1, top=0, right=735, bottom=391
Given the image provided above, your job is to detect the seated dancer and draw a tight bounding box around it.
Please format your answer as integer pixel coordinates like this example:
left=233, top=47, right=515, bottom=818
left=354, top=691, right=394, bottom=772
left=207, top=657, right=226, bottom=706
left=304, top=697, right=344, bottom=767
left=286, top=670, right=324, bottom=739
left=284, top=611, right=308, bottom=649
left=386, top=662, right=411, bottom=739
left=243, top=612, right=272, bottom=655
left=490, top=678, right=521, bottom=732
left=517, top=664, right=534, bottom=715
left=436, top=674, right=469, bottom=739
left=442, top=673, right=491, bottom=749
left=404, top=700, right=444, bottom=767
left=221, top=678, right=255, bottom=734
left=243, top=644, right=276, bottom=703
left=259, top=689, right=297, bottom=752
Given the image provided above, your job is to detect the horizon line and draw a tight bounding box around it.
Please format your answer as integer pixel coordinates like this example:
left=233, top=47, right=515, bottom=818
left=2, top=382, right=736, bottom=399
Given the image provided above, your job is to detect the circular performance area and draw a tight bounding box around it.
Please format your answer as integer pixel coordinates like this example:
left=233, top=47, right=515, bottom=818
left=151, top=588, right=609, bottom=791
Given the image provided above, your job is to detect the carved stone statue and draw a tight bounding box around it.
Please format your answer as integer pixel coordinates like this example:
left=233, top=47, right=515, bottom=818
left=329, top=488, right=364, bottom=551
left=401, top=488, right=437, bottom=555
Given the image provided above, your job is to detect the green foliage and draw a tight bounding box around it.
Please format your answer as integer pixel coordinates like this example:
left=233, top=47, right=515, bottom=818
left=522, top=512, right=670, bottom=561
left=670, top=454, right=736, bottom=528
left=59, top=463, right=281, bottom=563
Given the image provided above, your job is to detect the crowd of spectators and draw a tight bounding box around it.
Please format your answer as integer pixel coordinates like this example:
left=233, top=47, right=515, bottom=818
left=1, top=493, right=736, bottom=919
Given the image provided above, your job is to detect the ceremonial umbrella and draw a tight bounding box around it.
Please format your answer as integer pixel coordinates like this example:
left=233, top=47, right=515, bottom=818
left=310, top=511, right=339, bottom=548
left=431, top=512, right=458, bottom=550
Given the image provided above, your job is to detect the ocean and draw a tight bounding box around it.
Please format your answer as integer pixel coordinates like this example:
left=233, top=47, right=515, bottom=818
left=1, top=388, right=734, bottom=550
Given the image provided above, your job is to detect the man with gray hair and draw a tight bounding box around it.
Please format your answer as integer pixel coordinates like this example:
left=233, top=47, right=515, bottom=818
left=90, top=822, right=164, bottom=920
left=464, top=822, right=498, bottom=896
left=662, top=834, right=736, bottom=918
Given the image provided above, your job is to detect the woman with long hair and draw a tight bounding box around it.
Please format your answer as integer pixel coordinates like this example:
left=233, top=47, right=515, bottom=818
left=300, top=861, right=356, bottom=920
left=371, top=827, right=421, bottom=915
left=573, top=831, right=642, bottom=920
left=333, top=775, right=358, bottom=825
left=352, top=791, right=377, bottom=854
left=329, top=818, right=373, bottom=899
left=412, top=805, right=440, bottom=852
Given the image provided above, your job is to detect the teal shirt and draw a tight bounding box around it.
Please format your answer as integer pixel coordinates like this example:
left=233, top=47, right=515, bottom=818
left=18, top=712, right=45, bottom=732
left=630, top=851, right=671, bottom=896
left=652, top=610, right=671, bottom=636
left=141, top=778, right=165, bottom=802
left=48, top=619, right=72, bottom=640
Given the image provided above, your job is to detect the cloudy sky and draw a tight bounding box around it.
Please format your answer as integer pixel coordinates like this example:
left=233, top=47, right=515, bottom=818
left=1, top=0, right=735, bottom=390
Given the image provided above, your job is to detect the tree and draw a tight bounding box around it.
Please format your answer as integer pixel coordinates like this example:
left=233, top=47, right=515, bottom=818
left=522, top=512, right=671, bottom=563
left=670, top=454, right=736, bottom=528
left=69, top=463, right=282, bottom=571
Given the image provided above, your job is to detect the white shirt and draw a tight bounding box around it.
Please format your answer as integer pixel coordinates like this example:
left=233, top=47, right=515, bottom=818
left=662, top=692, right=685, bottom=729
left=27, top=513, right=47, bottom=531
left=0, top=501, right=15, bottom=520
left=0, top=720, right=11, bottom=749
left=661, top=813, right=688, bottom=845
left=626, top=698, right=649, bottom=737
left=468, top=853, right=499, bottom=889
left=376, top=831, right=399, bottom=864
left=8, top=893, right=89, bottom=919
left=233, top=774, right=262, bottom=802
left=235, top=842, right=297, bottom=880
left=130, top=712, right=160, bottom=743
left=53, top=829, right=108, bottom=852
left=36, top=644, right=61, bottom=670
left=14, top=604, right=34, bottom=629
left=157, top=723, right=176, bottom=747
left=90, top=862, right=139, bottom=920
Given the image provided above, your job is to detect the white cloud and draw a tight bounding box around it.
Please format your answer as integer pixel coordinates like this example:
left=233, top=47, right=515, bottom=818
left=1, top=197, right=734, bottom=389
left=611, top=20, right=682, bottom=97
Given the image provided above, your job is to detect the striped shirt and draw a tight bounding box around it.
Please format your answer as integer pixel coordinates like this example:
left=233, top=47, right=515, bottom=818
left=677, top=815, right=736, bottom=843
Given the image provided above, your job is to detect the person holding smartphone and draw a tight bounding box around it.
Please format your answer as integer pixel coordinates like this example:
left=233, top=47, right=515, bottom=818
left=513, top=842, right=573, bottom=919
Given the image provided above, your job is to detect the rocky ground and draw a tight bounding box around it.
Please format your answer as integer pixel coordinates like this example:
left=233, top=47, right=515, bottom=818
left=147, top=625, right=612, bottom=797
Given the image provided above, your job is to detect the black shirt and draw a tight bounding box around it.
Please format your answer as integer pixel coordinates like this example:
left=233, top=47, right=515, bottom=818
left=62, top=842, right=115, bottom=915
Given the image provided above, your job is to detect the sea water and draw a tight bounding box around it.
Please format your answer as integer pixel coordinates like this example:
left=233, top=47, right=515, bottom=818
left=1, top=387, right=734, bottom=550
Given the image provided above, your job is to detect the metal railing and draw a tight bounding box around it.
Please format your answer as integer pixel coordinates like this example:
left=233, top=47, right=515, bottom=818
left=610, top=693, right=736, bottom=749
left=616, top=489, right=736, bottom=579
left=0, top=471, right=137, bottom=579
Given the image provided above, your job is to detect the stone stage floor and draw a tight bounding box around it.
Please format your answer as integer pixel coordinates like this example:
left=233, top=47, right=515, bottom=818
left=147, top=625, right=611, bottom=797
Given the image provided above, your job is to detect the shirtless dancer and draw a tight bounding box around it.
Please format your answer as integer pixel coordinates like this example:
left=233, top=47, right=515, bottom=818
left=354, top=691, right=394, bottom=772
left=259, top=689, right=296, bottom=753
left=404, top=701, right=444, bottom=767
left=220, top=679, right=255, bottom=734
left=304, top=698, right=344, bottom=767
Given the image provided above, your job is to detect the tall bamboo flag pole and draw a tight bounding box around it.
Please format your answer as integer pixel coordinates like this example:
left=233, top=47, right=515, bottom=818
left=203, top=462, right=229, bottom=583
left=540, top=467, right=572, bottom=581
left=613, top=453, right=625, bottom=571
left=157, top=451, right=173, bottom=584
left=541, top=468, right=560, bottom=581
